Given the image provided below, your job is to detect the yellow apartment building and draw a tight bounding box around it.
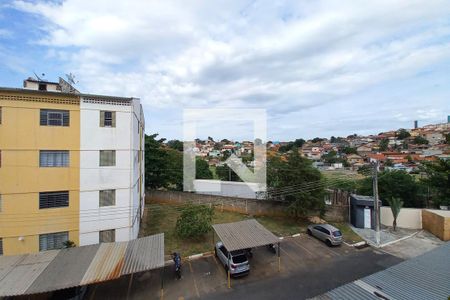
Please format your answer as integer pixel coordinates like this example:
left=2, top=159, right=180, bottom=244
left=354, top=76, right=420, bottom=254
left=0, top=78, right=145, bottom=255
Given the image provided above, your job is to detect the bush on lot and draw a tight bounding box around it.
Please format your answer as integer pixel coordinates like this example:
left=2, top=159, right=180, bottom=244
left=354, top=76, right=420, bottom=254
left=175, top=204, right=214, bottom=238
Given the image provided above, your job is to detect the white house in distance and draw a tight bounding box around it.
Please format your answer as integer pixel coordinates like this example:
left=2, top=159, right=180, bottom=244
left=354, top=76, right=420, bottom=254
left=79, top=94, right=145, bottom=245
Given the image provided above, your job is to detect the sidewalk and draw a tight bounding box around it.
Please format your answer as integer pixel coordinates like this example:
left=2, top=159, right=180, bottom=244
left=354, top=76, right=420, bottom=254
left=350, top=225, right=445, bottom=259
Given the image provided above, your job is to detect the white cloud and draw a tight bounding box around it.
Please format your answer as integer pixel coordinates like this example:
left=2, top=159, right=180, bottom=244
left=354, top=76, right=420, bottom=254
left=12, top=0, right=450, bottom=139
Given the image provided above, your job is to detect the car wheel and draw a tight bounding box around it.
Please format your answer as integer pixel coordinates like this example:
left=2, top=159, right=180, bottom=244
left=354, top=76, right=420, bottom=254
left=307, top=229, right=312, bottom=236
left=326, top=240, right=332, bottom=247
left=214, top=248, right=217, bottom=257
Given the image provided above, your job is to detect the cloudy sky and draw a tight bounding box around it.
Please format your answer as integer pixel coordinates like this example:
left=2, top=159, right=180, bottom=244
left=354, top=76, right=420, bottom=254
left=0, top=0, right=449, bottom=141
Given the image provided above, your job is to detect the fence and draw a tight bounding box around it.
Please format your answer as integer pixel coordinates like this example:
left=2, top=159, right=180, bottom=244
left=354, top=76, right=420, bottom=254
left=146, top=189, right=347, bottom=222
left=380, top=207, right=422, bottom=229
left=146, top=190, right=288, bottom=216
left=422, top=209, right=450, bottom=241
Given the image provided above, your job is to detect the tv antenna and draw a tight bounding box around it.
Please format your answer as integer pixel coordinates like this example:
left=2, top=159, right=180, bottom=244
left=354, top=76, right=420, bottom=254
left=33, top=71, right=45, bottom=81
left=65, top=73, right=78, bottom=85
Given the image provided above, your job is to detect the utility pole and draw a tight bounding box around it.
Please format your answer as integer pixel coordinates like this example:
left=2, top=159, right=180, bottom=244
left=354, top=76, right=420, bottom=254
left=372, top=160, right=380, bottom=246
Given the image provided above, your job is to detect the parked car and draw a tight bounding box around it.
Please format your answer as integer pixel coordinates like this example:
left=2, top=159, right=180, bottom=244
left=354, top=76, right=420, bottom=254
left=307, top=224, right=343, bottom=246
left=215, top=241, right=250, bottom=277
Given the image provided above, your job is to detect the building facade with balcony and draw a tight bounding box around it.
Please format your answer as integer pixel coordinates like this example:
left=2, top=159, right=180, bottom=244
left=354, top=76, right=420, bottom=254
left=0, top=78, right=145, bottom=255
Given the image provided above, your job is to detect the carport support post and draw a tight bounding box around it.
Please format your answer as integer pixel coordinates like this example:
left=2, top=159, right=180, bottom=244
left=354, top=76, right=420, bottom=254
left=160, top=267, right=164, bottom=300
left=277, top=242, right=281, bottom=272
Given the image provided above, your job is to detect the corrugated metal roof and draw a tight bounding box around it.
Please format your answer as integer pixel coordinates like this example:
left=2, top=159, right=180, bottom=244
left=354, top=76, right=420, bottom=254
left=212, top=219, right=280, bottom=251
left=121, top=233, right=164, bottom=275
left=310, top=242, right=450, bottom=300
left=0, top=234, right=164, bottom=297
left=26, top=244, right=100, bottom=294
left=80, top=242, right=128, bottom=285
left=0, top=250, right=59, bottom=296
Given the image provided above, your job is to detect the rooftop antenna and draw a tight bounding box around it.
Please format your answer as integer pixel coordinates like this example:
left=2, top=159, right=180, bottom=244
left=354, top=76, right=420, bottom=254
left=33, top=71, right=45, bottom=81
left=65, top=73, right=78, bottom=85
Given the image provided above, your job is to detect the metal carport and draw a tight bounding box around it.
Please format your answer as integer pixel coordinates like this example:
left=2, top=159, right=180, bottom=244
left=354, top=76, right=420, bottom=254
left=212, top=219, right=281, bottom=287
left=0, top=233, right=165, bottom=297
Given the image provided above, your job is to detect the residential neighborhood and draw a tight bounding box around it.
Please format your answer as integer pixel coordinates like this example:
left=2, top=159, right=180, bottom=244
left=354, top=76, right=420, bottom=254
left=1, top=1, right=450, bottom=300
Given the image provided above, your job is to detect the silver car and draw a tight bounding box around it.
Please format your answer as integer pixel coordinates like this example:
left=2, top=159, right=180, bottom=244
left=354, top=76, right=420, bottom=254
left=307, top=224, right=343, bottom=246
left=215, top=241, right=250, bottom=277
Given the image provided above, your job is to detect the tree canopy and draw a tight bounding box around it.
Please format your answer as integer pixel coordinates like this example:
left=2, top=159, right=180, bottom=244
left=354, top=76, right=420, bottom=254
left=267, top=149, right=325, bottom=217
left=358, top=170, right=424, bottom=207
left=420, top=159, right=450, bottom=207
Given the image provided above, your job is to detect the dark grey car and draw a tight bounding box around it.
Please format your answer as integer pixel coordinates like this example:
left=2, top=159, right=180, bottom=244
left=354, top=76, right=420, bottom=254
left=307, top=224, right=343, bottom=246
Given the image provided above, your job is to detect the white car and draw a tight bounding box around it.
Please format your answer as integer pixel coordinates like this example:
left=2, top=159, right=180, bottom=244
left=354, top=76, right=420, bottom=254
left=214, top=241, right=250, bottom=277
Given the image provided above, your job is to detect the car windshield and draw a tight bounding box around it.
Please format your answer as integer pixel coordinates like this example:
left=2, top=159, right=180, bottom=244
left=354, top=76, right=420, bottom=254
left=232, top=254, right=247, bottom=264
left=333, top=230, right=342, bottom=237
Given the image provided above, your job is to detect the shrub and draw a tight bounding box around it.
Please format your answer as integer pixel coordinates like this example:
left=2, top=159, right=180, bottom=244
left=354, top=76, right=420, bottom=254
left=175, top=204, right=214, bottom=238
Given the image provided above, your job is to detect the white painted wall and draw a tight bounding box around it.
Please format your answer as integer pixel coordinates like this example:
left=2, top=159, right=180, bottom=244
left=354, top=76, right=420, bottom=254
left=193, top=179, right=265, bottom=199
left=79, top=97, right=144, bottom=246
left=380, top=206, right=422, bottom=229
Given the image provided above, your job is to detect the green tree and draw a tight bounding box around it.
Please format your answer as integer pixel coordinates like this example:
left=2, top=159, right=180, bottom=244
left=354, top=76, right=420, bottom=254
left=446, top=133, right=450, bottom=144
left=358, top=170, right=424, bottom=207
left=293, top=138, right=306, bottom=148
left=413, top=136, right=429, bottom=145
left=175, top=204, right=214, bottom=238
left=322, top=150, right=338, bottom=164
left=196, top=158, right=213, bottom=179
left=379, top=138, right=389, bottom=151
left=267, top=149, right=325, bottom=217
left=167, top=139, right=184, bottom=151
left=145, top=134, right=170, bottom=189
left=396, top=129, right=411, bottom=140
left=341, top=147, right=357, bottom=155
left=387, top=197, right=403, bottom=231
left=278, top=142, right=294, bottom=153
left=311, top=137, right=323, bottom=143
left=216, top=165, right=241, bottom=181
left=420, top=159, right=450, bottom=207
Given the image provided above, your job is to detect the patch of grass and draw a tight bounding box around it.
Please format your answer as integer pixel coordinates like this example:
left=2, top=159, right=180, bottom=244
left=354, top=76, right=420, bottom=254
left=330, top=222, right=363, bottom=244
left=141, top=203, right=309, bottom=256
left=255, top=216, right=308, bottom=236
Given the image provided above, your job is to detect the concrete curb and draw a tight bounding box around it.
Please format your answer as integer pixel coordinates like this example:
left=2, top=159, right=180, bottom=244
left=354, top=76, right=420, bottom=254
left=343, top=241, right=367, bottom=247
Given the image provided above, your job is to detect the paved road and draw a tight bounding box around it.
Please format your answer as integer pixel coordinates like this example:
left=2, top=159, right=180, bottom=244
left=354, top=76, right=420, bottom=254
left=202, top=245, right=401, bottom=300
left=85, top=235, right=402, bottom=300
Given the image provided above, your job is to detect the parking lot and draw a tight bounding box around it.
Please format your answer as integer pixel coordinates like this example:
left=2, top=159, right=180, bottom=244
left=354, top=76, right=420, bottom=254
left=85, top=234, right=402, bottom=300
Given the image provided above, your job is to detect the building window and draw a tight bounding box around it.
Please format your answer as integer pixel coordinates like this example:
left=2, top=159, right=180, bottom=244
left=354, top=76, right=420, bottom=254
left=39, top=191, right=69, bottom=209
left=39, top=232, right=68, bottom=251
left=99, top=229, right=115, bottom=243
left=100, top=111, right=116, bottom=127
left=100, top=150, right=116, bottom=166
left=40, top=109, right=70, bottom=126
left=38, top=83, right=47, bottom=91
left=99, top=190, right=116, bottom=207
left=0, top=238, right=2, bottom=255
left=39, top=150, right=69, bottom=167
left=0, top=107, right=2, bottom=124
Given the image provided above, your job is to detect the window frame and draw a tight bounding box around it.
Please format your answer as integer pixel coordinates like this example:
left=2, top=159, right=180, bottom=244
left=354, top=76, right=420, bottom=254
left=39, top=191, right=69, bottom=209
left=99, top=150, right=116, bottom=166
left=99, top=229, right=115, bottom=243
left=99, top=189, right=116, bottom=207
left=100, top=111, right=116, bottom=127
left=40, top=109, right=70, bottom=127
left=39, top=150, right=70, bottom=167
left=39, top=231, right=68, bottom=251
